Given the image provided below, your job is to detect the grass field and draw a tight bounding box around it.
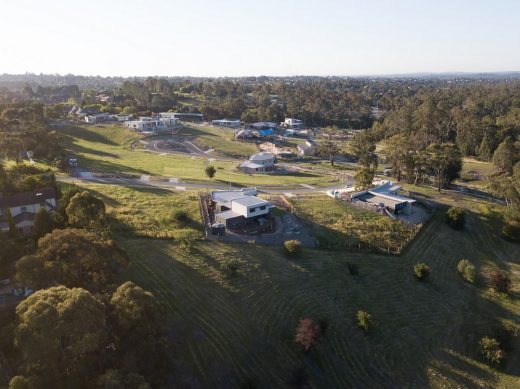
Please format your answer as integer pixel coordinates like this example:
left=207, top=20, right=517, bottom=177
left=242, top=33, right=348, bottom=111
left=288, top=194, right=419, bottom=253
left=68, top=182, right=203, bottom=239
left=180, top=124, right=258, bottom=158
left=57, top=124, right=336, bottom=187
left=119, top=211, right=520, bottom=388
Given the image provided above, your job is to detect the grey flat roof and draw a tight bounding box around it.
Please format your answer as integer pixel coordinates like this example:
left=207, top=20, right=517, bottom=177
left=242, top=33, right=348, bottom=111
left=211, top=188, right=257, bottom=203
left=216, top=210, right=242, bottom=220
left=240, top=161, right=264, bottom=169
left=232, top=196, right=270, bottom=207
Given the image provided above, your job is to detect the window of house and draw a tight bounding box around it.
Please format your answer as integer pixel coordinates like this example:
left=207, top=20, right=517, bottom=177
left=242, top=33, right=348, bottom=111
left=250, top=207, right=256, bottom=213
left=260, top=206, right=266, bottom=211
left=20, top=206, right=27, bottom=212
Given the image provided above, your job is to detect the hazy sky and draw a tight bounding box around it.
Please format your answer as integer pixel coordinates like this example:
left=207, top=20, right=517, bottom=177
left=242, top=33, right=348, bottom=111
left=1, top=0, right=519, bottom=77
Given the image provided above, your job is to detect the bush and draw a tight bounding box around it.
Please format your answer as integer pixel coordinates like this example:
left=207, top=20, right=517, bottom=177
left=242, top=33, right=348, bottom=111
left=491, top=270, right=511, bottom=294
left=205, top=165, right=216, bottom=179
left=356, top=310, right=373, bottom=332
left=221, top=259, right=240, bottom=277
left=457, top=259, right=476, bottom=283
left=445, top=207, right=465, bottom=230
left=479, top=337, right=505, bottom=364
left=172, top=210, right=190, bottom=224
left=294, top=318, right=320, bottom=351
left=413, top=263, right=431, bottom=281
left=502, top=220, right=520, bottom=242
left=283, top=240, right=302, bottom=258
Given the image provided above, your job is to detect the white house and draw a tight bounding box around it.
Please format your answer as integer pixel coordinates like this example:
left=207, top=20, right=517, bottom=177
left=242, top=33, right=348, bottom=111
left=85, top=113, right=109, bottom=124
left=240, top=152, right=276, bottom=174
left=125, top=117, right=179, bottom=132
left=212, top=119, right=241, bottom=128
left=297, top=139, right=318, bottom=157
left=283, top=118, right=305, bottom=129
left=0, top=188, right=57, bottom=235
left=211, top=188, right=271, bottom=228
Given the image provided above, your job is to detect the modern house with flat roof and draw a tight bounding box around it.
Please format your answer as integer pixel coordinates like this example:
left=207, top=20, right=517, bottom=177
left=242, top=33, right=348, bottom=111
left=0, top=188, right=57, bottom=235
left=211, top=188, right=272, bottom=229
left=351, top=181, right=416, bottom=216
left=240, top=152, right=276, bottom=174
left=125, top=117, right=179, bottom=133
left=212, top=119, right=241, bottom=128
left=283, top=118, right=305, bottom=129
left=170, top=113, right=204, bottom=122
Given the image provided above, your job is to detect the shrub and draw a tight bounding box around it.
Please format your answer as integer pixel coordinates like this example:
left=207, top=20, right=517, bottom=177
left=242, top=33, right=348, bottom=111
left=457, top=259, right=476, bottom=283
left=491, top=270, right=511, bottom=294
left=502, top=220, right=520, bottom=242
left=172, top=210, right=190, bottom=224
left=221, top=259, right=240, bottom=277
left=294, top=318, right=320, bottom=351
left=283, top=240, right=302, bottom=258
left=479, top=337, right=505, bottom=364
left=356, top=310, right=373, bottom=332
left=413, top=263, right=431, bottom=281
left=205, top=165, right=216, bottom=179
left=445, top=207, right=465, bottom=230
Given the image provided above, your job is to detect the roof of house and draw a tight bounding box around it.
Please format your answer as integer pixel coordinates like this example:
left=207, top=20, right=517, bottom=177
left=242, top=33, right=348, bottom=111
left=249, top=152, right=275, bottom=162
left=0, top=188, right=56, bottom=209
left=232, top=196, right=270, bottom=207
left=211, top=188, right=257, bottom=204
left=215, top=210, right=242, bottom=220
left=240, top=161, right=265, bottom=169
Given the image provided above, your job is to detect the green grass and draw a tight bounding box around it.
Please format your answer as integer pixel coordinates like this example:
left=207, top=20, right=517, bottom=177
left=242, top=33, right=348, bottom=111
left=288, top=194, right=419, bottom=253
left=180, top=124, right=258, bottom=158
left=120, top=211, right=520, bottom=388
left=65, top=182, right=204, bottom=239
left=57, top=124, right=336, bottom=187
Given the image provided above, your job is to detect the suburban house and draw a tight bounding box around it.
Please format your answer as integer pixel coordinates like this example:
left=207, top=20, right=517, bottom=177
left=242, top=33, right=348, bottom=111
left=125, top=116, right=179, bottom=132
left=169, top=112, right=204, bottom=122
left=115, top=114, right=133, bottom=122
left=211, top=188, right=272, bottom=229
left=350, top=181, right=416, bottom=216
left=0, top=188, right=57, bottom=235
left=251, top=122, right=277, bottom=131
left=211, top=119, right=241, bottom=128
left=85, top=113, right=109, bottom=124
left=283, top=118, right=305, bottom=129
left=240, top=152, right=276, bottom=174
left=297, top=139, right=318, bottom=157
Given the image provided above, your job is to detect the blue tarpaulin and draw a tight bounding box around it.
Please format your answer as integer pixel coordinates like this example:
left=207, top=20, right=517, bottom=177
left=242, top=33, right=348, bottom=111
left=258, top=129, right=274, bottom=136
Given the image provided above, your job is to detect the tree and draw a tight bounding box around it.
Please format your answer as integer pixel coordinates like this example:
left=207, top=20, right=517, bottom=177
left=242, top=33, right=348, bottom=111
left=16, top=228, right=128, bottom=292
left=14, top=286, right=106, bottom=387
left=491, top=270, right=511, bottom=294
left=413, top=263, right=431, bottom=281
left=492, top=137, right=516, bottom=173
left=109, top=282, right=167, bottom=380
left=283, top=240, right=302, bottom=258
left=66, top=191, right=106, bottom=229
left=354, top=167, right=375, bottom=190
left=445, top=207, right=465, bottom=230
left=294, top=318, right=321, bottom=351
left=356, top=310, right=373, bottom=332
left=349, top=132, right=377, bottom=168
left=205, top=165, right=216, bottom=179
left=479, top=337, right=505, bottom=364
left=316, top=138, right=341, bottom=166
left=33, top=207, right=54, bottom=239
left=457, top=259, right=476, bottom=283
left=426, top=143, right=462, bottom=191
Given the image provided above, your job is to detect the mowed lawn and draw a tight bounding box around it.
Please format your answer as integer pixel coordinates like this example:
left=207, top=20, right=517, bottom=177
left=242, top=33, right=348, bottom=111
left=58, top=124, right=336, bottom=187
left=119, top=211, right=520, bottom=388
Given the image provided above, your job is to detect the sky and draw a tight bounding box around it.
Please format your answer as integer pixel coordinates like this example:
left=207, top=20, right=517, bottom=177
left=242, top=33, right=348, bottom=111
left=0, top=0, right=519, bottom=77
